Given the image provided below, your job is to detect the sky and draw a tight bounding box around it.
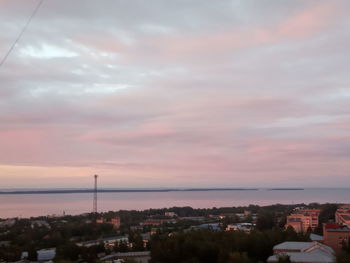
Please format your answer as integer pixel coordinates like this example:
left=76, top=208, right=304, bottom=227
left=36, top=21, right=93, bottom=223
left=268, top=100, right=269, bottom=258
left=0, top=0, right=349, bottom=189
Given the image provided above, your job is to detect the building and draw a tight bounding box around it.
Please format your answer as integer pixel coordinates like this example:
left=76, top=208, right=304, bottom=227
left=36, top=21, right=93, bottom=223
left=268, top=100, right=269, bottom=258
left=310, top=233, right=324, bottom=243
left=0, top=219, right=16, bottom=228
left=335, top=204, right=350, bottom=227
left=267, top=241, right=335, bottom=263
left=76, top=235, right=129, bottom=249
left=101, top=251, right=151, bottom=263
left=226, top=223, right=255, bottom=233
left=191, top=223, right=221, bottom=231
left=323, top=223, right=350, bottom=253
left=140, top=219, right=164, bottom=226
left=21, top=248, right=56, bottom=262
left=178, top=216, right=205, bottom=222
left=0, top=241, right=10, bottom=248
left=164, top=212, right=177, bottom=217
left=103, top=235, right=129, bottom=249
left=285, top=209, right=321, bottom=233
left=141, top=233, right=151, bottom=248
left=96, top=217, right=121, bottom=229
left=37, top=248, right=56, bottom=262
left=31, top=220, right=51, bottom=229
left=110, top=217, right=121, bottom=229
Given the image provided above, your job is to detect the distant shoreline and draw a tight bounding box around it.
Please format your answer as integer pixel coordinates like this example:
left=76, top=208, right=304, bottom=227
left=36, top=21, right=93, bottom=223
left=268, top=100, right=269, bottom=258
left=0, top=188, right=260, bottom=195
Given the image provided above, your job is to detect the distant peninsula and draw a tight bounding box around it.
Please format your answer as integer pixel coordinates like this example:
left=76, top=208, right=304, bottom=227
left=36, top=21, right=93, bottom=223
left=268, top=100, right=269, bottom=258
left=268, top=188, right=304, bottom=191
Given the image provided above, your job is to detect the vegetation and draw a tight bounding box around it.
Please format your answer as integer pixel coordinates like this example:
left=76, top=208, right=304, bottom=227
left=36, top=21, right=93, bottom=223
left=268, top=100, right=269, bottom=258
left=0, top=203, right=345, bottom=262
left=150, top=227, right=308, bottom=263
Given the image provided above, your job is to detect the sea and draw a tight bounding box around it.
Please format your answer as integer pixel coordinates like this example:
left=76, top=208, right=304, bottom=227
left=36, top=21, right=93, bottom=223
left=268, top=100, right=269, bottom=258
left=0, top=188, right=349, bottom=219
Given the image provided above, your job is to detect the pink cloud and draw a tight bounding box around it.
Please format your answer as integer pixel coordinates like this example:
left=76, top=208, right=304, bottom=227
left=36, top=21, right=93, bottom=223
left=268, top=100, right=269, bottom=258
left=122, top=1, right=340, bottom=65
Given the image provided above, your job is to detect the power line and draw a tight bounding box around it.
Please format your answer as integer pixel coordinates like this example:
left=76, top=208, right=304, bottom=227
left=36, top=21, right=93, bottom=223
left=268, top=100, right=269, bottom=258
left=0, top=0, right=44, bottom=68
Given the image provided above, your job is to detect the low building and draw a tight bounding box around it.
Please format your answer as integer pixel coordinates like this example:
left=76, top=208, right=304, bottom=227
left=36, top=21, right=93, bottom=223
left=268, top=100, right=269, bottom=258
left=267, top=241, right=335, bottom=263
left=323, top=223, right=350, bottom=253
left=96, top=217, right=121, bottom=229
left=31, top=220, right=51, bottom=229
left=164, top=212, right=177, bottom=217
left=140, top=219, right=164, bottom=226
left=76, top=235, right=129, bottom=249
left=235, top=210, right=252, bottom=219
left=141, top=233, right=151, bottom=248
left=310, top=233, right=324, bottom=242
left=0, top=241, right=10, bottom=248
left=285, top=209, right=320, bottom=233
left=189, top=223, right=221, bottom=231
left=21, top=248, right=56, bottom=262
left=103, top=235, right=129, bottom=249
left=178, top=216, right=205, bottom=222
left=37, top=248, right=56, bottom=262
left=101, top=251, right=151, bottom=263
left=226, top=223, right=255, bottom=233
left=0, top=219, right=16, bottom=228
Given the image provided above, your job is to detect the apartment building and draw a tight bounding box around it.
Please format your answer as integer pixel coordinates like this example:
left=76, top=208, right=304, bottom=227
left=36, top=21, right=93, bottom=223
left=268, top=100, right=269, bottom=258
left=285, top=209, right=321, bottom=233
left=335, top=204, right=350, bottom=227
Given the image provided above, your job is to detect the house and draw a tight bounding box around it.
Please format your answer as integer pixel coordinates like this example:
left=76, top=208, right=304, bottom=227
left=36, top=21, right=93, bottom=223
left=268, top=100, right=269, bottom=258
left=323, top=223, right=350, bottom=253
left=267, top=241, right=335, bottom=263
left=285, top=209, right=320, bottom=233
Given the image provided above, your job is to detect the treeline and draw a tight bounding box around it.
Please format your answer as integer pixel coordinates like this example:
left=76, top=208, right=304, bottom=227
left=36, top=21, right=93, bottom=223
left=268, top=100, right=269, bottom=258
left=150, top=227, right=308, bottom=263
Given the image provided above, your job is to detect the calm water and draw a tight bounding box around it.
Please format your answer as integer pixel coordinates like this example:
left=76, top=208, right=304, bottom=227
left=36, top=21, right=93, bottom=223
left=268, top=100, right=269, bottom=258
left=0, top=188, right=349, bottom=219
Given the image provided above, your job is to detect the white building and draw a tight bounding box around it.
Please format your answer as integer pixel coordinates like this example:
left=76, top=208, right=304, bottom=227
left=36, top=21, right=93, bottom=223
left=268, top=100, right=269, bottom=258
left=226, top=223, right=255, bottom=233
left=267, top=241, right=335, bottom=263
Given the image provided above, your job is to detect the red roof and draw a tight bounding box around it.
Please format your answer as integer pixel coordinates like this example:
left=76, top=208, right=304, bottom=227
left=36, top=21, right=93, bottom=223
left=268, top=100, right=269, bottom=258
left=325, top=223, right=342, bottom=230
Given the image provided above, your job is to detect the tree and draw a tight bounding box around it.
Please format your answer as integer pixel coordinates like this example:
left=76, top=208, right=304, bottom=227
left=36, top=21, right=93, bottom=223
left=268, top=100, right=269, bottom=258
left=277, top=254, right=291, bottom=263
left=56, top=242, right=80, bottom=261
left=27, top=246, right=37, bottom=261
left=337, top=251, right=350, bottom=263
left=227, top=252, right=251, bottom=263
left=256, top=210, right=275, bottom=230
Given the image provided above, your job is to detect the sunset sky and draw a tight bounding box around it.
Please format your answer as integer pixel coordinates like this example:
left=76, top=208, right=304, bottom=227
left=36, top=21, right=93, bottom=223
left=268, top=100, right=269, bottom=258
left=0, top=0, right=349, bottom=188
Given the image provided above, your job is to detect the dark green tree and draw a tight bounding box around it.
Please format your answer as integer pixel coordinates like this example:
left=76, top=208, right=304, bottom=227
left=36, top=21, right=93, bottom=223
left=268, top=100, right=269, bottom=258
left=277, top=254, right=291, bottom=263
left=27, top=246, right=37, bottom=261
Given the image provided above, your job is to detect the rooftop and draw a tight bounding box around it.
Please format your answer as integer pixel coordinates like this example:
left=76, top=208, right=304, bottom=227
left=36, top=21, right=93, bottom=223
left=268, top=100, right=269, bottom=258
left=310, top=233, right=324, bottom=242
left=268, top=250, right=335, bottom=263
left=269, top=242, right=335, bottom=263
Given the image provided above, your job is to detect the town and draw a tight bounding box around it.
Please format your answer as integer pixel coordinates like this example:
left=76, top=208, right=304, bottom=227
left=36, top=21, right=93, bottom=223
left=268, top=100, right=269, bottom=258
left=0, top=203, right=349, bottom=263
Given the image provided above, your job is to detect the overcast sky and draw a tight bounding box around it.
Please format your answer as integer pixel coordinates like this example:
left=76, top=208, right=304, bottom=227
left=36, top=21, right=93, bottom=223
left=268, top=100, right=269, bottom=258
left=0, top=0, right=349, bottom=188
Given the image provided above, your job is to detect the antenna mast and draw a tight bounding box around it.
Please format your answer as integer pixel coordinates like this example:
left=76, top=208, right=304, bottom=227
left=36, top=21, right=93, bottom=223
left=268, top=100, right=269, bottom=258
left=93, top=174, right=98, bottom=214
